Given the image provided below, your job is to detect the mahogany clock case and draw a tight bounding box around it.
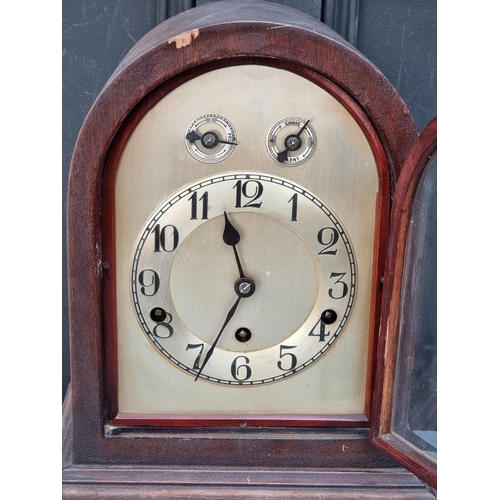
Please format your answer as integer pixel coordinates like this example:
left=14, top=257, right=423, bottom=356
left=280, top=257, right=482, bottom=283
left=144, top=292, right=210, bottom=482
left=371, top=117, right=437, bottom=490
left=64, top=1, right=435, bottom=497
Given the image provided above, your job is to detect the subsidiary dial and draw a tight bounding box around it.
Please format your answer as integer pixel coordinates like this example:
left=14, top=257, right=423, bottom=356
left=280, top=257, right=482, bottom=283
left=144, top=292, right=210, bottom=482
left=185, top=113, right=238, bottom=163
left=267, top=117, right=317, bottom=166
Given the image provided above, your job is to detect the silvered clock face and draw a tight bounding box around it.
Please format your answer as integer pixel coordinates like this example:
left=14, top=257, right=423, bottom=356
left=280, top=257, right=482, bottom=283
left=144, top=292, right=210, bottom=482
left=131, top=173, right=356, bottom=385
left=114, top=64, right=379, bottom=416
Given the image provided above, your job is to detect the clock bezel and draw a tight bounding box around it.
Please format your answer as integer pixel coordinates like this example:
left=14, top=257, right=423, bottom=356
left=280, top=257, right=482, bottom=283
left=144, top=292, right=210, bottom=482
left=66, top=1, right=419, bottom=467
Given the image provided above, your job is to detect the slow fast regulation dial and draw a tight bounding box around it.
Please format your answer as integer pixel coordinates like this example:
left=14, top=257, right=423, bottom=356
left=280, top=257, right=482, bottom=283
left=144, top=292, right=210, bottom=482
left=185, top=113, right=238, bottom=163
left=131, top=173, right=356, bottom=385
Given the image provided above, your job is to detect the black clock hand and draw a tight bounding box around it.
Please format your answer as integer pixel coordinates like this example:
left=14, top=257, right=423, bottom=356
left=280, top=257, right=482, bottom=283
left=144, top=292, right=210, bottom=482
left=223, top=211, right=245, bottom=278
left=194, top=296, right=242, bottom=381
left=277, top=119, right=310, bottom=163
left=185, top=130, right=238, bottom=147
left=194, top=212, right=256, bottom=381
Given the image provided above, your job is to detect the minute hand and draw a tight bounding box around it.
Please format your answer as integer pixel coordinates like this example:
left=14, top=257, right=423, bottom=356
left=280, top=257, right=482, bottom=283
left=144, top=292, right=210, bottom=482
left=194, top=296, right=242, bottom=381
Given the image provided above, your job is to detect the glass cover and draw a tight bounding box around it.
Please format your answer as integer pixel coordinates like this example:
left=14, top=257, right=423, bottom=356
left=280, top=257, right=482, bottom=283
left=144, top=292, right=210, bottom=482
left=392, top=155, right=437, bottom=460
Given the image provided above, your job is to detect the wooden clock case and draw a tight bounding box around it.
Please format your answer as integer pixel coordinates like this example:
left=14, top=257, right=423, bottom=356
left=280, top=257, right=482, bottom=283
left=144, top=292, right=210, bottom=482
left=371, top=116, right=437, bottom=490
left=63, top=1, right=436, bottom=497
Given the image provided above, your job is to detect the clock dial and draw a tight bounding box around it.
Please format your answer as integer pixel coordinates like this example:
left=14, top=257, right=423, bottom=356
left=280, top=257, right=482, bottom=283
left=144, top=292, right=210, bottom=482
left=185, top=113, right=237, bottom=163
left=267, top=117, right=317, bottom=165
left=131, top=174, right=356, bottom=385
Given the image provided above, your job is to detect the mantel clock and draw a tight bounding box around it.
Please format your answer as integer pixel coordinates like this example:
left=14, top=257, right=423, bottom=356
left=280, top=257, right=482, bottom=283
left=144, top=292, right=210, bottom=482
left=63, top=1, right=437, bottom=497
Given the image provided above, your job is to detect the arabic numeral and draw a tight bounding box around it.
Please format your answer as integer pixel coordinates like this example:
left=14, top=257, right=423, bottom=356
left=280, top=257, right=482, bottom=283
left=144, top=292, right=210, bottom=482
left=277, top=345, right=297, bottom=371
left=329, top=272, right=348, bottom=299
left=288, top=193, right=298, bottom=221
left=231, top=355, right=252, bottom=381
left=186, top=343, right=204, bottom=369
left=308, top=319, right=331, bottom=342
left=152, top=312, right=174, bottom=339
left=188, top=190, right=209, bottom=220
left=153, top=224, right=179, bottom=252
left=138, top=269, right=160, bottom=296
left=317, top=227, right=339, bottom=255
left=233, top=180, right=263, bottom=208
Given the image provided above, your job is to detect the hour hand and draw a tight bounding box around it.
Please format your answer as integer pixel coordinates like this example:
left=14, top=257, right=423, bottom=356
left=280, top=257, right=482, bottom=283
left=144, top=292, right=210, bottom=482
left=223, top=211, right=244, bottom=278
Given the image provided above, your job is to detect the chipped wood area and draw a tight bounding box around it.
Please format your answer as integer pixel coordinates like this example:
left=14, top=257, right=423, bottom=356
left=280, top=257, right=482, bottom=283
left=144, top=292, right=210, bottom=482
left=168, top=29, right=199, bottom=48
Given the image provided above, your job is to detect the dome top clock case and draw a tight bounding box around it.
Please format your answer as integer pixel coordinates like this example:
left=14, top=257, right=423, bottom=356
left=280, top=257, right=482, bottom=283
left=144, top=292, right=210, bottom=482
left=64, top=1, right=434, bottom=497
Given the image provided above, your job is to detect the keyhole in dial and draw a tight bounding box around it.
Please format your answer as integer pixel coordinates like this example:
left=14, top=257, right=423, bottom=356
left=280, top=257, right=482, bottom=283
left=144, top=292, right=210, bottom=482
left=235, top=327, right=252, bottom=343
left=201, top=131, right=219, bottom=149
left=285, top=134, right=302, bottom=151
left=150, top=307, right=167, bottom=323
left=321, top=309, right=337, bottom=325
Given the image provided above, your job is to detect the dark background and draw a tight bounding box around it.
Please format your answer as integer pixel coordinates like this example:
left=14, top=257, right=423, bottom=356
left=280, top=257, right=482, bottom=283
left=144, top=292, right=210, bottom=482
left=62, top=0, right=437, bottom=400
